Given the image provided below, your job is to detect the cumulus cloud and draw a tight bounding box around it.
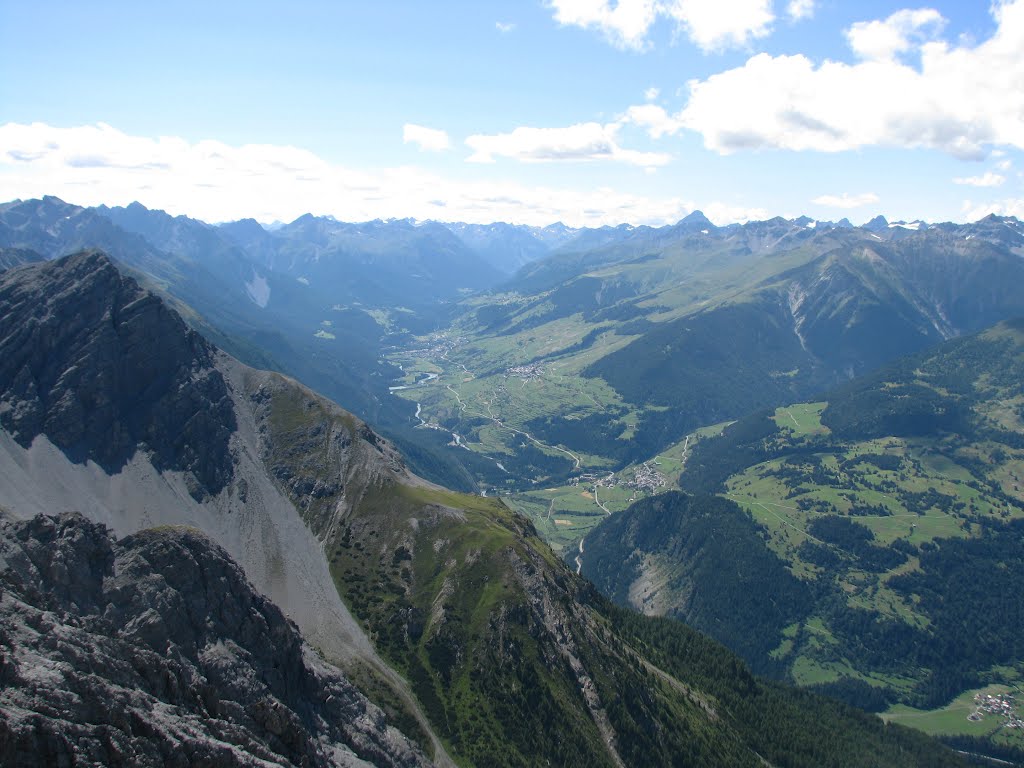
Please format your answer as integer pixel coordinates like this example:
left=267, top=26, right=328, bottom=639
left=496, top=21, right=516, bottom=33
left=845, top=8, right=944, bottom=62
left=673, top=0, right=1024, bottom=158
left=547, top=0, right=774, bottom=52
left=465, top=121, right=671, bottom=166
left=664, top=0, right=774, bottom=51
left=786, top=0, right=815, bottom=21
left=548, top=0, right=660, bottom=50
left=644, top=86, right=660, bottom=100
left=812, top=192, right=880, bottom=208
left=0, top=121, right=754, bottom=227
left=403, top=124, right=451, bottom=152
left=953, top=171, right=1005, bottom=187
left=621, top=104, right=682, bottom=139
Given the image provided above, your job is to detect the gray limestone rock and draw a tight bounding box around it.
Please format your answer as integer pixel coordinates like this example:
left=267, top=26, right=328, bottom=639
left=0, top=250, right=236, bottom=499
left=0, top=511, right=432, bottom=768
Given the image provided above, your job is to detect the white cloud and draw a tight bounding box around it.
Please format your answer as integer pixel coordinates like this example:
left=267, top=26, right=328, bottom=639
left=0, top=121, right=750, bottom=227
left=465, top=121, right=671, bottom=166
left=547, top=0, right=774, bottom=52
left=663, top=0, right=774, bottom=52
left=621, top=104, right=682, bottom=139
left=644, top=86, right=660, bottom=100
left=403, top=124, right=450, bottom=152
left=674, top=0, right=1024, bottom=158
left=547, top=0, right=660, bottom=50
left=812, top=192, right=880, bottom=209
left=786, top=0, right=815, bottom=22
left=962, top=197, right=1024, bottom=220
left=953, top=171, right=1005, bottom=187
left=496, top=21, right=516, bottom=33
left=846, top=8, right=944, bottom=62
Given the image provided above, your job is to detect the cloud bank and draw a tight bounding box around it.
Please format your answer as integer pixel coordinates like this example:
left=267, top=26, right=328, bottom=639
left=0, top=121, right=764, bottom=227
left=465, top=122, right=670, bottom=166
left=675, top=1, right=1024, bottom=158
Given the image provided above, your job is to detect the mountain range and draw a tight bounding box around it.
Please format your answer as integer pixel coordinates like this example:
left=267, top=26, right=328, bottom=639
left=0, top=249, right=969, bottom=765
left=4, top=197, right=1021, bottom=496
left=3, top=195, right=1024, bottom=762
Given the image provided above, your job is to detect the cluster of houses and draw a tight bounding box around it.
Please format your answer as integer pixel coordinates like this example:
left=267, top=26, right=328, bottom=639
left=569, top=471, right=612, bottom=488
left=968, top=692, right=1023, bottom=728
left=629, top=462, right=668, bottom=493
left=566, top=463, right=667, bottom=496
left=506, top=363, right=545, bottom=380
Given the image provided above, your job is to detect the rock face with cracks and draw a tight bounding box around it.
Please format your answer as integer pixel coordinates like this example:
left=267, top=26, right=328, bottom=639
left=0, top=511, right=432, bottom=768
left=0, top=250, right=236, bottom=500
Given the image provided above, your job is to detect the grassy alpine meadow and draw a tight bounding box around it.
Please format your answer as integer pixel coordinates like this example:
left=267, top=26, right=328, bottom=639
left=883, top=682, right=1024, bottom=753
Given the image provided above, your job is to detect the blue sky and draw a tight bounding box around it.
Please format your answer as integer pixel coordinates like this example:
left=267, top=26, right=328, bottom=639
left=1, top=0, right=1021, bottom=226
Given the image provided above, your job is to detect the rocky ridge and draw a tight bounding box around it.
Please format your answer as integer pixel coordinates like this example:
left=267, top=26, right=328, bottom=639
left=0, top=250, right=235, bottom=500
left=0, top=511, right=431, bottom=767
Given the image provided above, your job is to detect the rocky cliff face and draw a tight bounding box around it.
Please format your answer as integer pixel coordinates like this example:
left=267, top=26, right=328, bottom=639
left=0, top=251, right=454, bottom=765
left=0, top=251, right=235, bottom=500
left=0, top=511, right=431, bottom=767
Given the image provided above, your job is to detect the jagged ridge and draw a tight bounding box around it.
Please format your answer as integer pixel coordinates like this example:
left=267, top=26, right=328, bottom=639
left=0, top=511, right=430, bottom=767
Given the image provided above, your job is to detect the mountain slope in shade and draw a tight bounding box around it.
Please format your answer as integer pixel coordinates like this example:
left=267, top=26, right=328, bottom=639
left=0, top=512, right=431, bottom=768
left=582, top=491, right=811, bottom=677
left=0, top=251, right=236, bottom=499
left=226, top=213, right=504, bottom=307
left=0, top=247, right=42, bottom=272
left=442, top=221, right=578, bottom=274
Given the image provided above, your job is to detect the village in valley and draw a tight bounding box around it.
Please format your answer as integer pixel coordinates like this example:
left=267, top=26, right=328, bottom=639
left=570, top=460, right=668, bottom=498
left=969, top=692, right=1024, bottom=729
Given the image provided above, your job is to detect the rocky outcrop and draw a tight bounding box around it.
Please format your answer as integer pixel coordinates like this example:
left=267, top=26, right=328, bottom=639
left=0, top=250, right=235, bottom=499
left=0, top=511, right=432, bottom=768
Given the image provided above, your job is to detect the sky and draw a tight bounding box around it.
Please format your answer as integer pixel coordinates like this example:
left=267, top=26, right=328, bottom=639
left=1, top=0, right=1022, bottom=227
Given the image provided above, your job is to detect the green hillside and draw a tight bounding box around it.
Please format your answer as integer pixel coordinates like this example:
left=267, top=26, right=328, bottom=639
left=582, top=318, right=1024, bottom=759
left=255, top=367, right=965, bottom=768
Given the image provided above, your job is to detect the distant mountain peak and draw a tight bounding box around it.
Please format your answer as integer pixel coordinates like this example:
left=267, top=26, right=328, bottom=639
left=678, top=210, right=714, bottom=228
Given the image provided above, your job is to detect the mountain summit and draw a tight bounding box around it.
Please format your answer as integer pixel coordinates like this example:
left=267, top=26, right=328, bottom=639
left=0, top=250, right=235, bottom=499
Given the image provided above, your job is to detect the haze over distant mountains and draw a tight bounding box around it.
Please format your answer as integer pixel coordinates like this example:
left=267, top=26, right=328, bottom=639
left=2, top=195, right=1022, bottom=496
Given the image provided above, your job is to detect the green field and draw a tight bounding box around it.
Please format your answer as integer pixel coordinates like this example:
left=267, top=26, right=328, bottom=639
left=772, top=402, right=829, bottom=435
left=505, top=424, right=732, bottom=552
left=884, top=683, right=1024, bottom=751
left=723, top=432, right=1007, bottom=574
